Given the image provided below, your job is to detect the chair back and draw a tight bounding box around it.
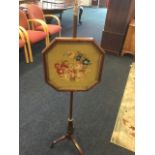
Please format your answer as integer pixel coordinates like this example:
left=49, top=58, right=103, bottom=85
left=19, top=10, right=29, bottom=30
left=28, top=4, right=45, bottom=27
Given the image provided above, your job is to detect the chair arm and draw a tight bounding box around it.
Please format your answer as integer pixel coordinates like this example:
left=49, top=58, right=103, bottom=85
left=19, top=26, right=30, bottom=43
left=44, top=14, right=61, bottom=26
left=27, top=19, right=49, bottom=35
left=19, top=28, right=25, bottom=41
left=19, top=26, right=33, bottom=62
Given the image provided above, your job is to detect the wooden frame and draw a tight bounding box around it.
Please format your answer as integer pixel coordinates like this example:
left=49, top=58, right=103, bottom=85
left=42, top=37, right=105, bottom=92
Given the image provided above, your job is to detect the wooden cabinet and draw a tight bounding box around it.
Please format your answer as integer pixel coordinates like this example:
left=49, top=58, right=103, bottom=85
left=122, top=19, right=135, bottom=56
left=101, top=0, right=135, bottom=55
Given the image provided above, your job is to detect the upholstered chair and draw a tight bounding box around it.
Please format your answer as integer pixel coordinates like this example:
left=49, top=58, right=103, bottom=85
left=27, top=4, right=62, bottom=44
left=19, top=10, right=47, bottom=62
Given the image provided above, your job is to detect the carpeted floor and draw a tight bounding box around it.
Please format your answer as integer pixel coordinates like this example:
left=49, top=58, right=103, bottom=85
left=20, top=8, right=135, bottom=155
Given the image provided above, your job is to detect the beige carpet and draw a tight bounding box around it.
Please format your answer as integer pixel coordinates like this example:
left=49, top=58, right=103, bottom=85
left=111, top=63, right=135, bottom=152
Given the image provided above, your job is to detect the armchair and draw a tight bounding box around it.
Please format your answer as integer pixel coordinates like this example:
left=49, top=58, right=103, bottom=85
left=27, top=4, right=62, bottom=43
left=19, top=10, right=48, bottom=62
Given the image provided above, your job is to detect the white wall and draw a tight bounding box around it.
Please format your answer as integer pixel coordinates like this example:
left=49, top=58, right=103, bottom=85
left=39, top=0, right=92, bottom=7
left=80, top=0, right=92, bottom=6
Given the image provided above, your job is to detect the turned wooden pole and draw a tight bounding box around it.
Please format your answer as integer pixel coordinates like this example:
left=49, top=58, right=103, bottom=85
left=72, top=0, right=78, bottom=37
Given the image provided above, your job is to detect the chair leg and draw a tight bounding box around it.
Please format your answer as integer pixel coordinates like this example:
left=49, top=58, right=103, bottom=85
left=45, top=36, right=50, bottom=47
left=23, top=44, right=29, bottom=63
left=26, top=40, right=33, bottom=63
left=79, top=7, right=83, bottom=25
left=45, top=31, right=50, bottom=47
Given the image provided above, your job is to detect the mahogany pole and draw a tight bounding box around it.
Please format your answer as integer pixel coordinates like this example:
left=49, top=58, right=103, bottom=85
left=72, top=0, right=78, bottom=37
left=69, top=91, right=73, bottom=119
left=67, top=92, right=74, bottom=135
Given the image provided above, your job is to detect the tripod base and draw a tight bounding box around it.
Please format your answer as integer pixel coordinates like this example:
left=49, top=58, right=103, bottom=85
left=50, top=133, right=84, bottom=155
left=50, top=119, right=84, bottom=155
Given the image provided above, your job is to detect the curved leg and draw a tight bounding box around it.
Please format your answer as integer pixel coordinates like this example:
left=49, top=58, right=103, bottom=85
left=50, top=134, right=68, bottom=148
left=70, top=135, right=84, bottom=155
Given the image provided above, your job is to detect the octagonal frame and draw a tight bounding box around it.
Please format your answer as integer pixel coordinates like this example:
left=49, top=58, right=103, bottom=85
left=42, top=37, right=105, bottom=92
